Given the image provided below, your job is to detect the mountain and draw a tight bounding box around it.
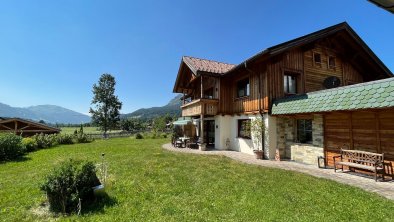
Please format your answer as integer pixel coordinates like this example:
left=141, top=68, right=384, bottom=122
left=0, top=103, right=91, bottom=124
left=123, top=94, right=182, bottom=119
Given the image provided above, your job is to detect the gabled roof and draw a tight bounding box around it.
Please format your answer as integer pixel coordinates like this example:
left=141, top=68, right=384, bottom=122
left=173, top=56, right=235, bottom=93
left=0, top=117, right=61, bottom=132
left=271, top=77, right=394, bottom=115
left=183, top=56, right=235, bottom=75
left=226, top=22, right=392, bottom=77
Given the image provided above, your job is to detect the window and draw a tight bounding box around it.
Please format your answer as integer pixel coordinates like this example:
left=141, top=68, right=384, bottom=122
left=284, top=74, right=297, bottom=95
left=238, top=119, right=251, bottom=139
left=297, top=119, right=312, bottom=144
left=328, top=56, right=336, bottom=68
left=204, top=88, right=214, bottom=99
left=237, top=78, right=250, bottom=98
left=313, top=52, right=321, bottom=64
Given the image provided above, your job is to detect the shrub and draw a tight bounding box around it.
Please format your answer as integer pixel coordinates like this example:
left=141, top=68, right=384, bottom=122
left=57, top=134, right=74, bottom=145
left=32, top=133, right=56, bottom=149
left=0, top=133, right=25, bottom=161
left=22, top=137, right=38, bottom=152
left=75, top=132, right=93, bottom=143
left=135, top=133, right=143, bottom=139
left=162, top=133, right=168, bottom=138
left=40, top=159, right=101, bottom=214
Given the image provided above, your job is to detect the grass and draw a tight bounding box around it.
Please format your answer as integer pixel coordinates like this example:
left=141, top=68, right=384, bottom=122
left=0, top=138, right=393, bottom=221
left=60, top=127, right=122, bottom=134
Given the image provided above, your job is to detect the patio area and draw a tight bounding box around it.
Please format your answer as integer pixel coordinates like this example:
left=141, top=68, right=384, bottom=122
left=163, top=143, right=394, bottom=201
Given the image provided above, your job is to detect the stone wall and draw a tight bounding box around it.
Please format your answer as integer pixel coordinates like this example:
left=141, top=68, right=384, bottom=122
left=276, top=114, right=324, bottom=165
left=290, top=144, right=324, bottom=165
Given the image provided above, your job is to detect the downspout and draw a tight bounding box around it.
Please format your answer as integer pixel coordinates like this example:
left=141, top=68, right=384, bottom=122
left=244, top=62, right=266, bottom=159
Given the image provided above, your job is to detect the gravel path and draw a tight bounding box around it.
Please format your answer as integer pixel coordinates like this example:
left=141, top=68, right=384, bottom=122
left=163, top=143, right=394, bottom=200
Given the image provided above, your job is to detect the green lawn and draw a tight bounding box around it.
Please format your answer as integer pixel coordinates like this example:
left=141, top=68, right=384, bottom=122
left=0, top=138, right=393, bottom=221
left=60, top=127, right=122, bottom=134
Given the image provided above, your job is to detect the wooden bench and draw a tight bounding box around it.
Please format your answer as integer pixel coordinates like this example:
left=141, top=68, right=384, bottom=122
left=333, top=149, right=385, bottom=181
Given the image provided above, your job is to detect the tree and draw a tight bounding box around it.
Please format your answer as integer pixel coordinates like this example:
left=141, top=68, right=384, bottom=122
left=250, top=118, right=266, bottom=152
left=89, top=74, right=122, bottom=138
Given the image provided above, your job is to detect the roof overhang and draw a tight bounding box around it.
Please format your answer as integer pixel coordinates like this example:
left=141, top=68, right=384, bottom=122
left=225, top=22, right=393, bottom=78
left=369, top=0, right=394, bottom=13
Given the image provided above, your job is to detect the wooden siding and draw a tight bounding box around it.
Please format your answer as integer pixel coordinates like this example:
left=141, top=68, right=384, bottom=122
left=324, top=110, right=394, bottom=175
left=219, top=69, right=264, bottom=114
left=304, top=45, right=343, bottom=92
left=266, top=49, right=304, bottom=101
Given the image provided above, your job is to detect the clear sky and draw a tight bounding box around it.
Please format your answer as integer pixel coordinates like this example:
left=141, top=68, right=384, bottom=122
left=0, top=0, right=393, bottom=114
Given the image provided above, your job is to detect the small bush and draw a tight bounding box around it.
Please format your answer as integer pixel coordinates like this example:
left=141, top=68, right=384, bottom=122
left=162, top=133, right=168, bottom=138
left=0, top=133, right=25, bottom=161
left=22, top=137, right=38, bottom=152
left=57, top=134, right=74, bottom=145
left=40, top=159, right=100, bottom=214
left=32, top=133, right=56, bottom=149
left=75, top=132, right=93, bottom=143
left=135, top=133, right=143, bottom=139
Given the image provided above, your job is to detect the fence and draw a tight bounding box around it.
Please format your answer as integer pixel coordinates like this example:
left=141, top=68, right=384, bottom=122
left=86, top=130, right=172, bottom=139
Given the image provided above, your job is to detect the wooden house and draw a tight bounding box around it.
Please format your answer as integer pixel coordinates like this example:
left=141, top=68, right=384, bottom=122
left=0, top=117, right=60, bottom=137
left=173, top=22, right=393, bottom=175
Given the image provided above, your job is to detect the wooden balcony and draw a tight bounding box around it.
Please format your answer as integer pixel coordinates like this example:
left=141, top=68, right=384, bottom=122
left=181, top=99, right=219, bottom=116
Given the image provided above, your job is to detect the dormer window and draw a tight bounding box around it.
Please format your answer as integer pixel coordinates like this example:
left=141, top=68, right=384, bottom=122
left=313, top=52, right=321, bottom=64
left=328, top=56, right=336, bottom=69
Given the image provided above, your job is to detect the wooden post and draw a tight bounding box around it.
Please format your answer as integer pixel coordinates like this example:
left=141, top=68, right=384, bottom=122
left=200, top=113, right=206, bottom=150
left=200, top=75, right=204, bottom=99
left=199, top=75, right=206, bottom=150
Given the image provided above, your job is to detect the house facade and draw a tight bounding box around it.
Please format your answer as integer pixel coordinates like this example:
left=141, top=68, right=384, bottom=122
left=172, top=22, right=394, bottom=174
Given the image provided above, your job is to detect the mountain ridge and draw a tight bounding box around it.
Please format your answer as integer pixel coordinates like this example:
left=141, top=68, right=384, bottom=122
left=0, top=103, right=91, bottom=124
left=122, top=94, right=182, bottom=119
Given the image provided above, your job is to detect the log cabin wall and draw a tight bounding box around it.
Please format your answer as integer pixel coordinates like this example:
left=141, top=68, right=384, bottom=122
left=324, top=109, right=394, bottom=176
left=218, top=65, right=265, bottom=114
left=266, top=49, right=304, bottom=102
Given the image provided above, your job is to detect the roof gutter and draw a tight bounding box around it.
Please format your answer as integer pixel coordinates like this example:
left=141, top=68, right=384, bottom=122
left=244, top=62, right=266, bottom=159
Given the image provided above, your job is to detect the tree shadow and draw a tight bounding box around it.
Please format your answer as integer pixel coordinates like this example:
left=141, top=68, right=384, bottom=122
left=81, top=193, right=118, bottom=214
left=0, top=155, right=31, bottom=164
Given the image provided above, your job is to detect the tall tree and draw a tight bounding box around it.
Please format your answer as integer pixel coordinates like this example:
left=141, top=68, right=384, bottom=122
left=89, top=74, right=122, bottom=138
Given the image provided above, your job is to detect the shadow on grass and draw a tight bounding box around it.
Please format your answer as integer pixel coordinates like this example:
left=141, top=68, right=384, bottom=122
left=0, top=155, right=31, bottom=164
left=81, top=193, right=118, bottom=214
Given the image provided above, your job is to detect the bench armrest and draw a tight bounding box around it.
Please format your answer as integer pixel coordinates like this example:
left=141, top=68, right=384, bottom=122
left=374, top=160, right=384, bottom=167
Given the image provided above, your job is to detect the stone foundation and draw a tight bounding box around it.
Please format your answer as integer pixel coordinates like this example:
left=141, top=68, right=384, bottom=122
left=291, top=144, right=323, bottom=165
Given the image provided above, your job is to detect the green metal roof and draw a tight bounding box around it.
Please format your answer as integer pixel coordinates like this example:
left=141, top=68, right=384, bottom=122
left=173, top=117, right=193, bottom=125
left=271, top=77, right=394, bottom=115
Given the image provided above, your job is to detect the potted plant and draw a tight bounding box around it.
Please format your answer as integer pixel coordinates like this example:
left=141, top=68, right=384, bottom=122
left=251, top=118, right=266, bottom=159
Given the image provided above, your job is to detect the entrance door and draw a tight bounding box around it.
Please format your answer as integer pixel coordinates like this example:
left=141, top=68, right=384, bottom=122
left=204, top=120, right=215, bottom=147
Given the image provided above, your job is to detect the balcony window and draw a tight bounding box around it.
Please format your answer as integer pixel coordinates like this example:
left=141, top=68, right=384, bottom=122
left=204, top=88, right=214, bottom=99
left=237, top=78, right=250, bottom=98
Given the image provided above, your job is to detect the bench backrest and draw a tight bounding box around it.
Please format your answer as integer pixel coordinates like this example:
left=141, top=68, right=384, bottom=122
left=341, top=149, right=384, bottom=164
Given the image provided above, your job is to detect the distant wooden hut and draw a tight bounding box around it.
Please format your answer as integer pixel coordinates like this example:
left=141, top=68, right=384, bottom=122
left=0, top=117, right=60, bottom=137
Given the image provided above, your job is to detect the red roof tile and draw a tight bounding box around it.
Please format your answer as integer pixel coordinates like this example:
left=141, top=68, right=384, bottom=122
left=183, top=56, right=235, bottom=75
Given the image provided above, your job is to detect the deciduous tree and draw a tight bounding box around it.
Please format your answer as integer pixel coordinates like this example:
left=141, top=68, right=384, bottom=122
left=89, top=74, right=122, bottom=138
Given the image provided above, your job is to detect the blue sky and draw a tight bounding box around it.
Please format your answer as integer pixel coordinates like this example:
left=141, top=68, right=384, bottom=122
left=0, top=0, right=393, bottom=114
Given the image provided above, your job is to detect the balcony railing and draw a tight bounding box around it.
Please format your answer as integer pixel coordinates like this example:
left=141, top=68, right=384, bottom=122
left=181, top=98, right=219, bottom=116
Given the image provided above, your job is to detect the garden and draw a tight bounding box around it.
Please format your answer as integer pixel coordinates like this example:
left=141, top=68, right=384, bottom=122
left=0, top=136, right=393, bottom=221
